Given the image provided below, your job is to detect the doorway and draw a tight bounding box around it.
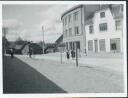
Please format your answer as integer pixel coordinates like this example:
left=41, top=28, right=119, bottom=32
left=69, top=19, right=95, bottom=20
left=94, top=40, right=98, bottom=53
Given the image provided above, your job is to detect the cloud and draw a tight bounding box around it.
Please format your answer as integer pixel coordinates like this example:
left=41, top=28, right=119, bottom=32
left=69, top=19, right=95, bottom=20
left=3, top=19, right=22, bottom=30
left=35, top=5, right=74, bottom=41
left=3, top=5, right=75, bottom=43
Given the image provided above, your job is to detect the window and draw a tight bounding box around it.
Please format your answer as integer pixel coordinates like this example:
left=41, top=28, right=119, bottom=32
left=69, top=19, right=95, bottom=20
left=65, top=17, right=67, bottom=25
left=69, top=28, right=72, bottom=36
left=100, top=12, right=105, bottom=18
left=69, top=42, right=73, bottom=50
left=115, top=20, right=121, bottom=30
left=99, top=39, right=106, bottom=51
left=74, top=11, right=78, bottom=21
left=76, top=41, right=80, bottom=49
left=75, top=26, right=79, bottom=35
left=65, top=30, right=68, bottom=37
left=99, top=23, right=107, bottom=31
left=89, top=25, right=93, bottom=34
left=88, top=40, right=93, bottom=51
left=68, top=14, right=71, bottom=23
left=62, top=19, right=64, bottom=26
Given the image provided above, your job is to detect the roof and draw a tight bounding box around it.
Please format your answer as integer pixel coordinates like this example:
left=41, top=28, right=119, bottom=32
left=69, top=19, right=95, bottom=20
left=14, top=43, right=27, bottom=50
left=85, top=4, right=123, bottom=25
left=14, top=45, right=23, bottom=50
left=85, top=13, right=94, bottom=25
left=85, top=19, right=93, bottom=25
left=111, top=5, right=123, bottom=19
left=61, top=5, right=83, bottom=20
left=55, top=34, right=63, bottom=43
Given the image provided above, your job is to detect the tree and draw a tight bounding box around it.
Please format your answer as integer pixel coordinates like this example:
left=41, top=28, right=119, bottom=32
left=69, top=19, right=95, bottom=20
left=15, top=37, right=25, bottom=45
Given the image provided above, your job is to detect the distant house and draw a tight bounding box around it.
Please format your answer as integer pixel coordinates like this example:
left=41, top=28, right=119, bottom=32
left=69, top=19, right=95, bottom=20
left=22, top=43, right=43, bottom=55
left=29, top=43, right=43, bottom=54
left=14, top=44, right=27, bottom=54
left=44, top=43, right=56, bottom=54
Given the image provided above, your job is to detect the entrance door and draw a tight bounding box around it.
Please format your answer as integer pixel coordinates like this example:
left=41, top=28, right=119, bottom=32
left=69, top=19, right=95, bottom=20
left=94, top=40, right=98, bottom=53
left=110, top=38, right=120, bottom=52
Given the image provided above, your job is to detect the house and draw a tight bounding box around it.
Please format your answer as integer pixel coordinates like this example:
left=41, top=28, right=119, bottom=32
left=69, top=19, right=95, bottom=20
left=85, top=4, right=123, bottom=53
left=22, top=43, right=43, bottom=54
left=13, top=43, right=27, bottom=54
left=44, top=43, right=56, bottom=54
left=61, top=4, right=123, bottom=53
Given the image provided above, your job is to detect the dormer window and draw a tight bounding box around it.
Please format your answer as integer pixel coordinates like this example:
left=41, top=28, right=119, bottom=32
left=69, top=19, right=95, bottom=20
left=100, top=12, right=105, bottom=18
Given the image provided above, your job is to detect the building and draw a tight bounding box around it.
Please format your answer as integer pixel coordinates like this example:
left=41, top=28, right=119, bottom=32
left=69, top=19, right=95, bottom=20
left=61, top=5, right=100, bottom=53
left=85, top=4, right=123, bottom=53
left=61, top=4, right=123, bottom=53
left=22, top=43, right=43, bottom=54
left=44, top=43, right=56, bottom=54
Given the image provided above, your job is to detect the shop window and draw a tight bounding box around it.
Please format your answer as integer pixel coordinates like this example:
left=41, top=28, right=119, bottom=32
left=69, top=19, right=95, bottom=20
left=99, top=39, right=106, bottom=51
left=88, top=40, right=93, bottom=51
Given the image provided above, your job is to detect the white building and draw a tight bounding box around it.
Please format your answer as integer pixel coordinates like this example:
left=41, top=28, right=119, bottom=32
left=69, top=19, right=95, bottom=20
left=85, top=4, right=123, bottom=53
left=61, top=4, right=123, bottom=53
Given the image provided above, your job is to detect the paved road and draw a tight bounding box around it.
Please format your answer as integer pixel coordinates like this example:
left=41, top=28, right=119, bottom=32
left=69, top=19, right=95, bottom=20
left=15, top=55, right=124, bottom=93
left=3, top=55, right=66, bottom=93
left=3, top=55, right=124, bottom=93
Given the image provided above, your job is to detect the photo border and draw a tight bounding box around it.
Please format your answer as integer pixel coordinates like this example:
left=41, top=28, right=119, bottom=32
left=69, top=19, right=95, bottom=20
left=0, top=1, right=127, bottom=97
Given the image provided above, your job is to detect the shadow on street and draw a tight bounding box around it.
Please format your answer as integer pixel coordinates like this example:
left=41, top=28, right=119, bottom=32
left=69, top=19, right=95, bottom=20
left=3, top=55, right=66, bottom=93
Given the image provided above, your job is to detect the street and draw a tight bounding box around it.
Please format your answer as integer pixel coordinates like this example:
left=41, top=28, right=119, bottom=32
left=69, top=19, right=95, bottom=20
left=3, top=54, right=124, bottom=93
left=3, top=55, right=66, bottom=93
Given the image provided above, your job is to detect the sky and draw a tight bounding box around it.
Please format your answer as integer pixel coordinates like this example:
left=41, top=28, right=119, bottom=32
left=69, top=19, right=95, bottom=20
left=2, top=4, right=75, bottom=43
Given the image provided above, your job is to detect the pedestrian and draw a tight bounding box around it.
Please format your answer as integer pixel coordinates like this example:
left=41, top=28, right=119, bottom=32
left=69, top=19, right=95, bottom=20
left=29, top=48, right=32, bottom=58
left=73, top=50, right=75, bottom=58
left=71, top=50, right=74, bottom=59
left=66, top=50, right=70, bottom=59
left=85, top=49, right=87, bottom=56
left=10, top=48, right=14, bottom=58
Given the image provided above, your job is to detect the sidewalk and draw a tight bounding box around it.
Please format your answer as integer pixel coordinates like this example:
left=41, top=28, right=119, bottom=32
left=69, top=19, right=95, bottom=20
left=22, top=52, right=124, bottom=73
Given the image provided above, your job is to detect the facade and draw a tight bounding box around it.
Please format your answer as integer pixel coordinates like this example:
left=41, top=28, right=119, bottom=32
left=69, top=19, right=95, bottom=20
left=85, top=4, right=123, bottom=53
left=61, top=5, right=101, bottom=53
left=61, top=4, right=123, bottom=53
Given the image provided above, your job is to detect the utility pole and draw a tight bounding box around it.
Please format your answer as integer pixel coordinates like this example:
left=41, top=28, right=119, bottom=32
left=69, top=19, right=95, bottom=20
left=3, top=27, right=8, bottom=54
left=42, top=26, right=44, bottom=54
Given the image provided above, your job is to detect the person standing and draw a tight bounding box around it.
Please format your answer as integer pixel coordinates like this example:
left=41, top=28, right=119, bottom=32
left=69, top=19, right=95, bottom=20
left=66, top=50, right=70, bottom=59
left=29, top=47, right=32, bottom=58
left=71, top=50, right=74, bottom=59
left=10, top=48, right=14, bottom=58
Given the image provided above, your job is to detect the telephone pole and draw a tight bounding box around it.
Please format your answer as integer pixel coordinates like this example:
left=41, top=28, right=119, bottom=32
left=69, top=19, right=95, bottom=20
left=42, top=26, right=45, bottom=54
